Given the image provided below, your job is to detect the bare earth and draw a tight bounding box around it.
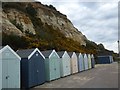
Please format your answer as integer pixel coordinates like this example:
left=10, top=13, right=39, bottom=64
left=35, top=62, right=118, bottom=88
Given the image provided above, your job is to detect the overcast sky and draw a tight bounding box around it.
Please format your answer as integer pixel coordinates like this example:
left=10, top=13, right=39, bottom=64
left=35, top=0, right=118, bottom=53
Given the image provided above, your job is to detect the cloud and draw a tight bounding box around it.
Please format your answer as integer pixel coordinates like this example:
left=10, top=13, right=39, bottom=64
left=35, top=0, right=118, bottom=53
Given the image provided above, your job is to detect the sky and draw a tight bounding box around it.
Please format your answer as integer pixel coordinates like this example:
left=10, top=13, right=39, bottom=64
left=35, top=0, right=118, bottom=53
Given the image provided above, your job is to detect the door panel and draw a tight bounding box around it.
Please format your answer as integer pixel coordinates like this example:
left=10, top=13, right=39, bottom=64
left=64, top=58, right=68, bottom=76
left=0, top=60, right=2, bottom=90
left=15, top=60, right=20, bottom=88
left=62, top=58, right=66, bottom=76
left=54, top=58, right=60, bottom=79
left=75, top=59, right=78, bottom=73
left=29, top=58, right=36, bottom=87
left=37, top=57, right=45, bottom=84
left=82, top=58, right=84, bottom=70
left=70, top=59, right=74, bottom=73
left=79, top=59, right=82, bottom=71
left=85, top=58, right=88, bottom=70
left=2, top=59, right=20, bottom=88
left=72, top=58, right=75, bottom=73
left=65, top=57, right=70, bottom=75
left=2, top=59, right=8, bottom=89
left=60, top=59, right=63, bottom=77
left=49, top=58, right=56, bottom=80
left=7, top=59, right=20, bottom=88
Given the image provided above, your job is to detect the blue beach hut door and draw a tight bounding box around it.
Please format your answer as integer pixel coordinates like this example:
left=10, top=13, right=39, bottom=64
left=29, top=51, right=45, bottom=87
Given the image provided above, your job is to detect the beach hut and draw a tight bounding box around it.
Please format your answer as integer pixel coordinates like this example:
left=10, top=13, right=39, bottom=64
left=68, top=52, right=78, bottom=74
left=17, top=48, right=45, bottom=88
left=57, top=51, right=71, bottom=77
left=97, top=56, right=113, bottom=64
left=0, top=45, right=21, bottom=89
left=91, top=54, right=95, bottom=68
left=84, top=54, right=89, bottom=70
left=87, top=54, right=92, bottom=69
left=41, top=50, right=60, bottom=81
left=77, top=53, right=84, bottom=72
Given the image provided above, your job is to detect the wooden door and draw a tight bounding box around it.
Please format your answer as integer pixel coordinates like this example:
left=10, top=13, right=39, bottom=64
left=79, top=57, right=83, bottom=71
left=62, top=58, right=66, bottom=76
left=84, top=55, right=88, bottom=70
left=2, top=59, right=20, bottom=88
left=54, top=57, right=60, bottom=79
left=7, top=59, right=20, bottom=88
left=2, top=59, right=8, bottom=89
left=49, top=58, right=56, bottom=81
left=37, top=54, right=45, bottom=85
left=65, top=57, right=70, bottom=76
left=0, top=59, right=2, bottom=90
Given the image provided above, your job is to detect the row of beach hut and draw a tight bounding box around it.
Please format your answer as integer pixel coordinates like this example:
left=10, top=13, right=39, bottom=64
left=0, top=45, right=95, bottom=89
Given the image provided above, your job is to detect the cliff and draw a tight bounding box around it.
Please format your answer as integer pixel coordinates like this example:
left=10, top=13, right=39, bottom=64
left=2, top=2, right=111, bottom=54
left=2, top=2, right=87, bottom=46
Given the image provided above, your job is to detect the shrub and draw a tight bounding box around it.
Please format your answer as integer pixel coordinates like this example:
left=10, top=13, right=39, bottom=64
left=10, top=19, right=23, bottom=32
left=26, top=3, right=37, bottom=16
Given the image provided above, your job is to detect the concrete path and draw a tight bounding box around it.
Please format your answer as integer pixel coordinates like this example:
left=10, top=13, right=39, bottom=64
left=35, top=62, right=118, bottom=88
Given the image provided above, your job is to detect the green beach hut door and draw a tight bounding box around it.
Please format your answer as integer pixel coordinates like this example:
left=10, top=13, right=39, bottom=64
left=49, top=58, right=56, bottom=81
left=53, top=53, right=60, bottom=79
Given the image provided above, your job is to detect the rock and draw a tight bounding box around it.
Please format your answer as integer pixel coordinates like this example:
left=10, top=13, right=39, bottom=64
left=2, top=2, right=87, bottom=45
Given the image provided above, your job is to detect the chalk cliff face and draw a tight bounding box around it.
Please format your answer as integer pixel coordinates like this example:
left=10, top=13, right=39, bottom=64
left=1, top=2, right=116, bottom=60
left=36, top=7, right=87, bottom=45
left=2, top=2, right=87, bottom=45
left=2, top=9, right=35, bottom=36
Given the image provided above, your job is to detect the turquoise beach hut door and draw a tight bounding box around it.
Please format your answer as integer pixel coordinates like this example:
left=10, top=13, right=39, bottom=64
left=49, top=57, right=56, bottom=80
left=53, top=52, right=60, bottom=79
left=42, top=50, right=60, bottom=81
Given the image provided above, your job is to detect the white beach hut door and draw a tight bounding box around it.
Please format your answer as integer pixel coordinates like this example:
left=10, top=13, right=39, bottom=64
left=7, top=59, right=20, bottom=88
left=2, top=59, right=20, bottom=88
left=2, top=59, right=8, bottom=89
left=0, top=60, right=2, bottom=90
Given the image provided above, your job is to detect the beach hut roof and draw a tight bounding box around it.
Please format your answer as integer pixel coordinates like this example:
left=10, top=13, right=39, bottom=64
left=17, top=49, right=35, bottom=58
left=68, top=52, right=73, bottom=57
left=57, top=51, right=65, bottom=58
left=0, top=45, right=21, bottom=60
left=41, top=50, right=60, bottom=58
left=41, top=50, right=53, bottom=58
left=17, top=48, right=44, bottom=59
left=76, top=53, right=79, bottom=57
